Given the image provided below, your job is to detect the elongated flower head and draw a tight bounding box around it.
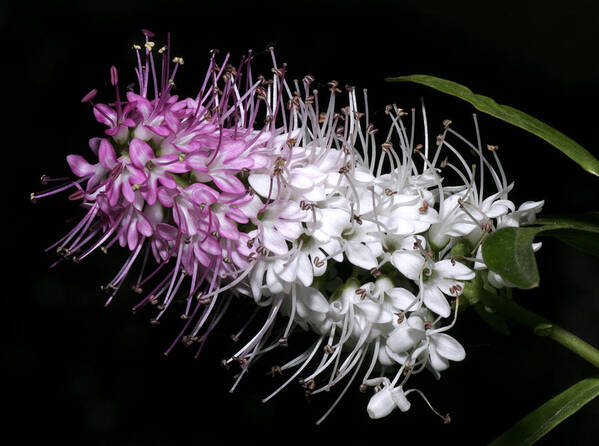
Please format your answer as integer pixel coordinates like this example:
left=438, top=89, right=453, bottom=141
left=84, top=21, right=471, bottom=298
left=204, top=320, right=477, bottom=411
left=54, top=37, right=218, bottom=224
left=33, top=30, right=543, bottom=424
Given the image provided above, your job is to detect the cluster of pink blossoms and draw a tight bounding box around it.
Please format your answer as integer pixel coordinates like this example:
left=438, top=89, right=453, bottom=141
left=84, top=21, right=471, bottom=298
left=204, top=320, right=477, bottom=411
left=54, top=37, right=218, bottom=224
left=34, top=31, right=544, bottom=424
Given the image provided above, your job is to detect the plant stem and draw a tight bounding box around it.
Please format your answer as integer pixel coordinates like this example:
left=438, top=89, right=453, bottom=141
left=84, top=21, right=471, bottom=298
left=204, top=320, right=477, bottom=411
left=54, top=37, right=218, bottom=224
left=463, top=285, right=599, bottom=369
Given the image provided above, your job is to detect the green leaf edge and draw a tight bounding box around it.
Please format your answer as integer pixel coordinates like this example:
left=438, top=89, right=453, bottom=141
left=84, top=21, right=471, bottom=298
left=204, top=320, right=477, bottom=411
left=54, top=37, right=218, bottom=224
left=385, top=74, right=599, bottom=177
left=489, top=376, right=599, bottom=446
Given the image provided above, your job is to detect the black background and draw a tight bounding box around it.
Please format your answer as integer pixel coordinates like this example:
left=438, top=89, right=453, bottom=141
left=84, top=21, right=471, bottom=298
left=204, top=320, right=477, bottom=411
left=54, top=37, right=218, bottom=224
left=5, top=1, right=599, bottom=444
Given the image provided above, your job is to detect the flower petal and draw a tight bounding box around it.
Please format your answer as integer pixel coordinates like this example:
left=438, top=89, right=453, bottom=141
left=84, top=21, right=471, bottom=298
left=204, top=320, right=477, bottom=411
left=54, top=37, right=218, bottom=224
left=422, top=284, right=451, bottom=317
left=390, top=250, right=425, bottom=281
left=66, top=155, right=96, bottom=177
left=428, top=344, right=450, bottom=371
left=434, top=259, right=475, bottom=280
left=262, top=226, right=288, bottom=255
left=387, top=325, right=424, bottom=353
left=212, top=172, right=246, bottom=194
left=356, top=300, right=393, bottom=324
left=129, top=138, right=155, bottom=169
left=385, top=287, right=418, bottom=311
left=345, top=242, right=378, bottom=270
left=432, top=333, right=466, bottom=362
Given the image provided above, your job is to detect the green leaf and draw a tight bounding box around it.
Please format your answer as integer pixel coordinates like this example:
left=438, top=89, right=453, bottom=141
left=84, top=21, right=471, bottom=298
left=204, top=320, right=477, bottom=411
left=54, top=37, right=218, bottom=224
left=481, top=213, right=599, bottom=289
left=490, top=376, right=599, bottom=446
left=385, top=75, right=599, bottom=177
left=482, top=226, right=542, bottom=289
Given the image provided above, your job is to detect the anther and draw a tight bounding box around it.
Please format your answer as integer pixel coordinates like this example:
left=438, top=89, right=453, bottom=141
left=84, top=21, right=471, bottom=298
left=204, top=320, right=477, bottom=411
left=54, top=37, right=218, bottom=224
left=436, top=134, right=444, bottom=146
left=273, top=157, right=285, bottom=175
left=385, top=188, right=397, bottom=196
left=440, top=156, right=449, bottom=168
left=144, top=41, right=155, bottom=51
left=419, top=201, right=429, bottom=213
left=355, top=288, right=367, bottom=299
left=338, top=163, right=351, bottom=175
left=172, top=56, right=184, bottom=65
left=443, top=119, right=452, bottom=129
left=150, top=318, right=160, bottom=325
left=424, top=321, right=433, bottom=330
left=110, top=66, right=118, bottom=86
left=270, top=366, right=282, bottom=377
left=324, top=345, right=334, bottom=354
left=395, top=311, right=405, bottom=324
left=359, top=384, right=368, bottom=393
left=413, top=144, right=423, bottom=153
left=449, top=284, right=462, bottom=295
left=487, top=144, right=499, bottom=151
left=300, top=200, right=314, bottom=210
left=278, top=338, right=288, bottom=347
left=370, top=267, right=382, bottom=278
left=81, top=89, right=98, bottom=103
left=131, top=285, right=143, bottom=294
left=301, top=378, right=316, bottom=391
left=313, top=256, right=325, bottom=268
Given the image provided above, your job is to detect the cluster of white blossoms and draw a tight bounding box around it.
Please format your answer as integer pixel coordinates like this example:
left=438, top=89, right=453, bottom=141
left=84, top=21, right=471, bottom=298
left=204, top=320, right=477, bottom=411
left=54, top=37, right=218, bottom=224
left=37, top=36, right=544, bottom=424
left=213, top=59, right=544, bottom=422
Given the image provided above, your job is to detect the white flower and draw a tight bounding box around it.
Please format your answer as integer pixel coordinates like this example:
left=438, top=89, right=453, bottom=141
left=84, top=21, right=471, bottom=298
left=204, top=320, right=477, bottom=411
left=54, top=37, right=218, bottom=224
left=366, top=378, right=411, bottom=419
left=391, top=248, right=475, bottom=317
left=249, top=200, right=306, bottom=255
left=386, top=312, right=466, bottom=374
